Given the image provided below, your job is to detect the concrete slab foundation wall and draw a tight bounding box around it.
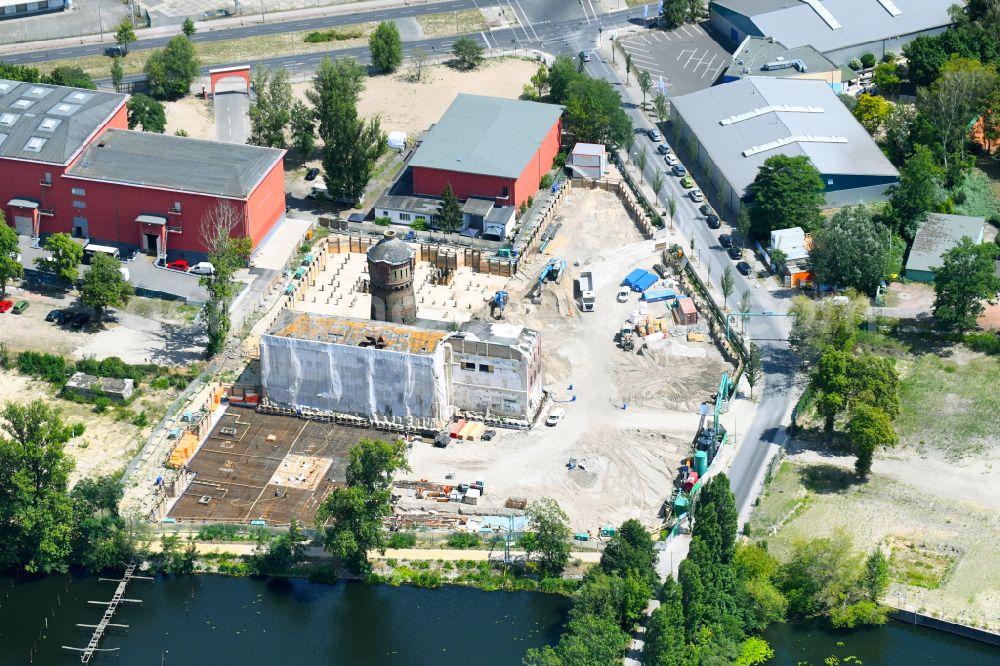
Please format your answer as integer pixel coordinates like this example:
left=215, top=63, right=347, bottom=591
left=448, top=351, right=538, bottom=419
left=260, top=334, right=448, bottom=421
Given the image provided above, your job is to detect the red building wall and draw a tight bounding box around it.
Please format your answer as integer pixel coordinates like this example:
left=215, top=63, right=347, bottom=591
left=411, top=117, right=562, bottom=209
left=245, top=157, right=287, bottom=244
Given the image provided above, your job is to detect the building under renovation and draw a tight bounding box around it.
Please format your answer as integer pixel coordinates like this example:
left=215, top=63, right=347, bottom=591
left=260, top=311, right=543, bottom=426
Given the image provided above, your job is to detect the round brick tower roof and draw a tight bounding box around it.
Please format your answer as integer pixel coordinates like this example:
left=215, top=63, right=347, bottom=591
left=367, top=230, right=414, bottom=265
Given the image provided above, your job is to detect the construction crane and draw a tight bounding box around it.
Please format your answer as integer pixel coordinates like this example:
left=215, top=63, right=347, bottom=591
left=490, top=290, right=509, bottom=319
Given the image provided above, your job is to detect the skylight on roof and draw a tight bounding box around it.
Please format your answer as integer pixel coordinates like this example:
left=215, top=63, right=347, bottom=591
left=38, top=117, right=61, bottom=132
left=0, top=113, right=18, bottom=127
left=742, top=134, right=847, bottom=157
left=0, top=83, right=11, bottom=96
left=65, top=91, right=93, bottom=104
left=23, top=137, right=47, bottom=153
left=25, top=86, right=51, bottom=99
left=11, top=99, right=33, bottom=110
left=50, top=103, right=81, bottom=117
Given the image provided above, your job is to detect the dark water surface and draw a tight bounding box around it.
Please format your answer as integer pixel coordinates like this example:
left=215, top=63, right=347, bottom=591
left=0, top=574, right=569, bottom=665
left=763, top=617, right=1000, bottom=665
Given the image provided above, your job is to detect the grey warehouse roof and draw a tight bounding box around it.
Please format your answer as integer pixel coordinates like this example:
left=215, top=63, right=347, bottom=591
left=367, top=231, right=414, bottom=264
left=408, top=94, right=563, bottom=179
left=0, top=79, right=126, bottom=165
left=711, top=0, right=953, bottom=56
left=65, top=129, right=284, bottom=199
left=724, top=37, right=839, bottom=80
left=905, top=213, right=985, bottom=274
left=669, top=77, right=897, bottom=200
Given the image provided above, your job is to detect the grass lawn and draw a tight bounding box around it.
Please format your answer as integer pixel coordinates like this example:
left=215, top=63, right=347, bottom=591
left=888, top=537, right=956, bottom=590
left=895, top=351, right=1000, bottom=458
left=417, top=9, right=487, bottom=37
left=748, top=461, right=810, bottom=537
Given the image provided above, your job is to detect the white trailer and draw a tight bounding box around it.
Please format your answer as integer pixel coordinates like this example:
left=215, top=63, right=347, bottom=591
left=579, top=270, right=595, bottom=312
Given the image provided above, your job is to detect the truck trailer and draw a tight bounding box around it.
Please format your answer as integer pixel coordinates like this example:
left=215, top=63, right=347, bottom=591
left=578, top=270, right=595, bottom=311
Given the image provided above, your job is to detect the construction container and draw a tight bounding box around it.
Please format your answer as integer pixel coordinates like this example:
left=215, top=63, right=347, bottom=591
left=600, top=526, right=616, bottom=537
left=683, top=471, right=700, bottom=493
left=676, top=297, right=698, bottom=324
left=673, top=494, right=689, bottom=516
left=574, top=532, right=590, bottom=541
left=463, top=488, right=481, bottom=505
left=694, top=451, right=708, bottom=476
left=687, top=332, right=705, bottom=342
left=623, top=268, right=648, bottom=288
left=633, top=272, right=657, bottom=292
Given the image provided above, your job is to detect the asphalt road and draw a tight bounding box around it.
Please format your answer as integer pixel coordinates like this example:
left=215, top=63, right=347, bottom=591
left=214, top=90, right=250, bottom=144
left=582, top=52, right=798, bottom=520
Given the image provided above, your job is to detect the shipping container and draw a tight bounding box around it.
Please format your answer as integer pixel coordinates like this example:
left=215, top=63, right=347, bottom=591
left=642, top=289, right=676, bottom=303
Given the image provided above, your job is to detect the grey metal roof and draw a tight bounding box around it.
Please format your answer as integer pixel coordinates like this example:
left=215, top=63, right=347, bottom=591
left=669, top=77, right=897, bottom=201
left=65, top=129, right=284, bottom=199
left=711, top=0, right=953, bottom=57
left=572, top=143, right=605, bottom=156
left=367, top=231, right=414, bottom=265
left=462, top=197, right=495, bottom=216
left=905, top=213, right=985, bottom=274
left=374, top=192, right=442, bottom=216
left=408, top=94, right=563, bottom=179
left=724, top=37, right=839, bottom=80
left=0, top=79, right=126, bottom=165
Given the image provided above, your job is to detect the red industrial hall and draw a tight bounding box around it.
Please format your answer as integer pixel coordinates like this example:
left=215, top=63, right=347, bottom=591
left=0, top=78, right=286, bottom=259
left=408, top=94, right=563, bottom=209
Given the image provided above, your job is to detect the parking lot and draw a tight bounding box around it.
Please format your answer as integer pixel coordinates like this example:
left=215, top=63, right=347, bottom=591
left=619, top=22, right=732, bottom=97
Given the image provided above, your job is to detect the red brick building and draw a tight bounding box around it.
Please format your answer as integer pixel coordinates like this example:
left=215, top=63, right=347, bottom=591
left=0, top=79, right=285, bottom=259
left=408, top=94, right=563, bottom=209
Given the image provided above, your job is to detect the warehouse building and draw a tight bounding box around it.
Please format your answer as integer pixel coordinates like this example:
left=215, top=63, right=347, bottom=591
left=709, top=0, right=954, bottom=64
left=1, top=0, right=65, bottom=20
left=721, top=37, right=842, bottom=88
left=260, top=311, right=543, bottom=426
left=0, top=79, right=286, bottom=260
left=669, top=77, right=899, bottom=214
left=904, top=213, right=985, bottom=283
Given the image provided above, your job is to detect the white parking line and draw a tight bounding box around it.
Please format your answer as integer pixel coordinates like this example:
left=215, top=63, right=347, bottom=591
left=623, top=43, right=651, bottom=52
left=680, top=25, right=693, bottom=38
left=685, top=50, right=704, bottom=68
left=677, top=48, right=694, bottom=62
left=700, top=53, right=717, bottom=73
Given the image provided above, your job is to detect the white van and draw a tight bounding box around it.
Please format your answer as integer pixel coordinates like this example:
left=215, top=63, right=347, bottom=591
left=307, top=184, right=328, bottom=200
left=83, top=244, right=120, bottom=264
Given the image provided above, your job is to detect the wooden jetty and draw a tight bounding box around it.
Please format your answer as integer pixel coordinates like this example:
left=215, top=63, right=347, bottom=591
left=62, top=563, right=153, bottom=663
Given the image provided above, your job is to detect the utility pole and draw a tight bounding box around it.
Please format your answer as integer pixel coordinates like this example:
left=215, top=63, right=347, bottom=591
left=260, top=0, right=265, bottom=23
left=98, top=5, right=103, bottom=42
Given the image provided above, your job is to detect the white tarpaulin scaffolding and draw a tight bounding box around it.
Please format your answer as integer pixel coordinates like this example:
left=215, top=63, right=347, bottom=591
left=260, top=334, right=448, bottom=421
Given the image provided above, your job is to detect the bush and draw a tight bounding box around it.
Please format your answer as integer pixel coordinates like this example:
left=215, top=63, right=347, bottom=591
left=965, top=332, right=1000, bottom=355
left=17, top=351, right=70, bottom=384
left=388, top=532, right=417, bottom=548
left=374, top=216, right=391, bottom=226
left=540, top=173, right=554, bottom=189
left=132, top=410, right=150, bottom=428
left=447, top=532, right=482, bottom=548
left=860, top=53, right=877, bottom=68
left=883, top=51, right=897, bottom=63
left=93, top=397, right=112, bottom=413
left=553, top=150, right=568, bottom=168
left=99, top=356, right=128, bottom=379
left=519, top=201, right=528, bottom=216
left=411, top=220, right=428, bottom=231
left=304, top=28, right=363, bottom=43
left=849, top=58, right=862, bottom=71
left=527, top=196, right=534, bottom=208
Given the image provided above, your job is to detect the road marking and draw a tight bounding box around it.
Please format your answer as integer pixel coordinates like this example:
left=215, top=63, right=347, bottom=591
left=506, top=0, right=532, bottom=43
left=684, top=49, right=701, bottom=68
left=677, top=48, right=694, bottom=62
left=623, top=43, right=651, bottom=52
left=700, top=53, right=717, bottom=73
left=680, top=25, right=693, bottom=38
left=481, top=30, right=492, bottom=49
left=649, top=32, right=664, bottom=41
left=513, top=0, right=540, bottom=40
left=587, top=0, right=600, bottom=24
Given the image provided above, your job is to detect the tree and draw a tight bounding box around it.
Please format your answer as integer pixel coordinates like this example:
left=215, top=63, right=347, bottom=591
left=110, top=56, right=124, bottom=93
left=0, top=400, right=77, bottom=573
left=126, top=93, right=166, bottom=133
left=600, top=518, right=657, bottom=585
left=810, top=205, right=890, bottom=295
left=653, top=92, right=668, bottom=120
left=624, top=52, right=632, bottom=85
left=637, top=147, right=648, bottom=183
left=652, top=170, right=665, bottom=200
left=114, top=20, right=136, bottom=48
left=369, top=21, right=403, bottom=73
left=249, top=66, right=293, bottom=148
left=524, top=497, right=571, bottom=576
left=735, top=207, right=751, bottom=249
left=746, top=154, right=824, bottom=239
left=903, top=34, right=949, bottom=87
left=437, top=183, right=463, bottom=233
left=523, top=63, right=550, bottom=101
left=678, top=558, right=705, bottom=638
left=47, top=66, right=96, bottom=89
left=769, top=247, right=787, bottom=272
left=81, top=253, right=134, bottom=321
left=145, top=35, right=200, bottom=100
left=861, top=549, right=890, bottom=602
left=182, top=17, right=196, bottom=37
left=71, top=475, right=137, bottom=572
left=916, top=56, right=998, bottom=169
left=637, top=69, right=652, bottom=106
left=811, top=348, right=852, bottom=438
left=720, top=265, right=734, bottom=308
left=686, top=0, right=702, bottom=21
left=548, top=56, right=581, bottom=103
left=738, top=290, right=752, bottom=333
left=0, top=217, right=24, bottom=296
left=735, top=637, right=774, bottom=666
left=199, top=201, right=252, bottom=355
left=251, top=520, right=307, bottom=575
left=697, top=474, right=738, bottom=564
left=35, top=232, right=82, bottom=286
left=410, top=47, right=429, bottom=81
left=643, top=578, right=686, bottom=665
left=852, top=93, right=891, bottom=134
left=872, top=63, right=901, bottom=98
left=289, top=100, right=315, bottom=158
left=307, top=56, right=366, bottom=142
left=880, top=102, right=918, bottom=164
left=563, top=77, right=632, bottom=146
left=847, top=403, right=897, bottom=477
left=660, top=0, right=687, bottom=28
left=745, top=343, right=762, bottom=398
left=452, top=36, right=484, bottom=70
left=932, top=237, right=1000, bottom=330
left=317, top=438, right=409, bottom=572
left=888, top=144, right=943, bottom=240
left=667, top=193, right=677, bottom=229
left=776, top=532, right=863, bottom=618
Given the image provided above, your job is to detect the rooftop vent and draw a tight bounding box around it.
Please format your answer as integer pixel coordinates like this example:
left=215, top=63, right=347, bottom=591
left=0, top=112, right=18, bottom=127
left=720, top=104, right=823, bottom=125
left=876, top=0, right=901, bottom=16
left=26, top=86, right=51, bottom=99
left=0, top=82, right=12, bottom=96
left=11, top=98, right=33, bottom=110
left=50, top=103, right=81, bottom=117
left=742, top=134, right=847, bottom=157
left=800, top=0, right=842, bottom=29
left=65, top=91, right=93, bottom=104
left=23, top=136, right=47, bottom=153
left=38, top=117, right=60, bottom=132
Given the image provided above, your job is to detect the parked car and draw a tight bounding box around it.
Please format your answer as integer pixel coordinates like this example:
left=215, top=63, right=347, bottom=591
left=189, top=262, right=215, bottom=276
left=617, top=286, right=631, bottom=303
left=736, top=261, right=752, bottom=276
left=664, top=155, right=679, bottom=167
left=672, top=164, right=687, bottom=177
left=70, top=312, right=91, bottom=329
left=705, top=213, right=720, bottom=228
left=656, top=144, right=671, bottom=155
left=680, top=176, right=695, bottom=189
left=12, top=300, right=28, bottom=314
left=728, top=246, right=743, bottom=260
left=0, top=300, right=12, bottom=313
left=718, top=234, right=732, bottom=248
left=699, top=203, right=714, bottom=216
left=545, top=408, right=566, bottom=426
left=647, top=128, right=662, bottom=142
left=166, top=259, right=190, bottom=272
left=481, top=429, right=497, bottom=442
left=46, top=309, right=64, bottom=323
left=690, top=189, right=704, bottom=202
left=304, top=167, right=320, bottom=181
left=104, top=44, right=127, bottom=57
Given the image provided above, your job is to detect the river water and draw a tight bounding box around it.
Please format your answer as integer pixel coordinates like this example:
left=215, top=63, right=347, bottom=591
left=2, top=574, right=999, bottom=666
left=0, top=574, right=569, bottom=665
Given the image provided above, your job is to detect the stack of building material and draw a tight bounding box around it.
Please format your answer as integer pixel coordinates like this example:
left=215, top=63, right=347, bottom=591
left=167, top=432, right=199, bottom=468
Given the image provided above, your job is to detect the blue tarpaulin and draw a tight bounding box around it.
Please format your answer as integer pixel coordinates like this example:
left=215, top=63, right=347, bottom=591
left=623, top=268, right=648, bottom=287
left=633, top=272, right=658, bottom=292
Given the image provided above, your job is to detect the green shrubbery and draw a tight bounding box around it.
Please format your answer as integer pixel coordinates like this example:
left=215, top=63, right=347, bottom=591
left=388, top=531, right=417, bottom=548
left=965, top=332, right=1000, bottom=355
left=447, top=532, right=482, bottom=548
left=304, top=28, right=363, bottom=43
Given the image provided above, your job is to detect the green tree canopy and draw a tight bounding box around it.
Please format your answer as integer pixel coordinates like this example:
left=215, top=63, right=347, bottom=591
left=888, top=144, right=943, bottom=240
left=145, top=35, right=200, bottom=100
left=115, top=20, right=137, bottom=47
left=660, top=0, right=687, bottom=27
left=847, top=402, right=898, bottom=477
left=746, top=154, right=824, bottom=239
left=932, top=236, right=1000, bottom=330
left=110, top=56, right=124, bottom=93
left=599, top=518, right=658, bottom=585
left=436, top=183, right=463, bottom=233
left=199, top=201, right=252, bottom=355
left=182, top=17, right=197, bottom=37
left=81, top=252, right=135, bottom=320
left=47, top=66, right=96, bottom=90
left=249, top=66, right=293, bottom=148
left=852, top=93, right=891, bottom=133
left=547, top=56, right=581, bottom=103
left=289, top=99, right=316, bottom=158
left=369, top=21, right=403, bottom=73
left=126, top=93, right=166, bottom=133
left=524, top=497, right=571, bottom=576
left=810, top=205, right=890, bottom=295
left=452, top=37, right=484, bottom=70
left=902, top=34, right=949, bottom=87
left=0, top=216, right=24, bottom=296
left=563, top=76, right=631, bottom=146
left=35, top=232, right=82, bottom=285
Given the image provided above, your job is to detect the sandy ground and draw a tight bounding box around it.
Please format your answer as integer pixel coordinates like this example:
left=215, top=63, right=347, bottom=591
left=753, top=453, right=1000, bottom=631
left=405, top=187, right=736, bottom=531
left=164, top=95, right=217, bottom=140
left=879, top=281, right=935, bottom=319
left=0, top=370, right=165, bottom=486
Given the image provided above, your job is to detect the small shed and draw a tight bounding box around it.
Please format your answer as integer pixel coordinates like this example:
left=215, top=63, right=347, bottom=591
left=905, top=213, right=986, bottom=282
left=676, top=297, right=698, bottom=325
left=568, top=142, right=608, bottom=180
left=64, top=372, right=135, bottom=400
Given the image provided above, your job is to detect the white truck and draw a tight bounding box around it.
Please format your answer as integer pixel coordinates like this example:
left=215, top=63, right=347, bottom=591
left=579, top=270, right=595, bottom=312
